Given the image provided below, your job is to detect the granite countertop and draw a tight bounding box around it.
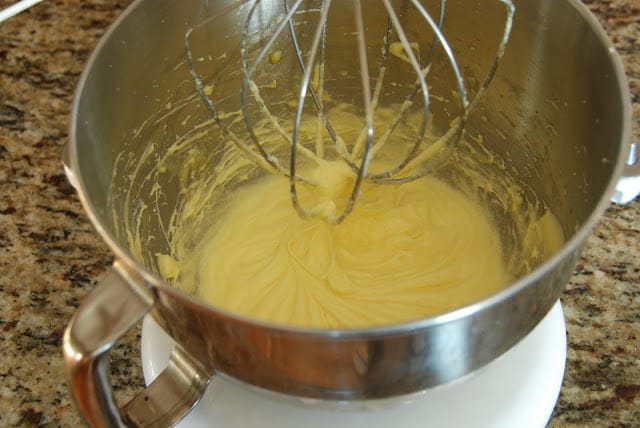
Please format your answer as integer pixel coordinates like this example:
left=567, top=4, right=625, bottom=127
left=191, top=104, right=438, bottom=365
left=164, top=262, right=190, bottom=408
left=0, top=0, right=638, bottom=426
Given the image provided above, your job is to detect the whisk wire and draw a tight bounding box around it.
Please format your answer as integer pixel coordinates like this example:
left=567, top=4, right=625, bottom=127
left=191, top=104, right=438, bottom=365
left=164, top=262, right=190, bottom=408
left=370, top=0, right=514, bottom=184
left=185, top=26, right=281, bottom=175
left=469, top=0, right=514, bottom=111
left=356, top=0, right=444, bottom=174
left=365, top=0, right=435, bottom=181
left=290, top=0, right=336, bottom=220
left=186, top=0, right=515, bottom=223
left=284, top=0, right=339, bottom=150
left=241, top=0, right=314, bottom=174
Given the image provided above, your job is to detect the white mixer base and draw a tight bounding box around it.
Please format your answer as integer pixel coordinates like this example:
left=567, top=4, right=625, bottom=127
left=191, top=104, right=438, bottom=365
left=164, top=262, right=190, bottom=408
left=141, top=301, right=566, bottom=428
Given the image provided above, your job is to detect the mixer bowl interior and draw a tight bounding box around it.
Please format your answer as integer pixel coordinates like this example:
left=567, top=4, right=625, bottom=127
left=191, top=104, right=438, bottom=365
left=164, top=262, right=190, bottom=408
left=69, top=0, right=629, bottom=399
left=77, top=0, right=624, bottom=267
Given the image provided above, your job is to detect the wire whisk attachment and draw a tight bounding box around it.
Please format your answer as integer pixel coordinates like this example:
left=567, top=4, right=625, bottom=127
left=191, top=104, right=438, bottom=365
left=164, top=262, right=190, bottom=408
left=187, top=0, right=515, bottom=223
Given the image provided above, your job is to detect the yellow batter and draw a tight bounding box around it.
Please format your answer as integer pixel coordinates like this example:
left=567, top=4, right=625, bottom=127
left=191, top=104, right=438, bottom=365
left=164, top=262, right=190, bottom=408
left=120, top=96, right=565, bottom=329
left=185, top=159, right=513, bottom=328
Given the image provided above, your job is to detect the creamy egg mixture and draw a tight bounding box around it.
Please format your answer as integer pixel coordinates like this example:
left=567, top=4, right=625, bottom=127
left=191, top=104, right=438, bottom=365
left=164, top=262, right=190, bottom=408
left=117, top=101, right=565, bottom=329
left=186, top=159, right=512, bottom=328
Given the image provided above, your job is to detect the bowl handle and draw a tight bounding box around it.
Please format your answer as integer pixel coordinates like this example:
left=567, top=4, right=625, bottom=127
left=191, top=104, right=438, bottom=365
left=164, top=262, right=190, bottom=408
left=63, top=260, right=211, bottom=427
left=612, top=141, right=640, bottom=204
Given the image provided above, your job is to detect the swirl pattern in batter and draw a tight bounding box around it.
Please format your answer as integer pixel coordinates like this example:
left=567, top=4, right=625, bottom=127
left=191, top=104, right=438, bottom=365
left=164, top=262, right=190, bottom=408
left=188, top=160, right=512, bottom=328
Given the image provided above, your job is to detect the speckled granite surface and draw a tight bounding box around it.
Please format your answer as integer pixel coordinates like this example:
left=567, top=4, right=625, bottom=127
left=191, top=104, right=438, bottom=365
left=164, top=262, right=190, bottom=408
left=0, top=0, right=638, bottom=426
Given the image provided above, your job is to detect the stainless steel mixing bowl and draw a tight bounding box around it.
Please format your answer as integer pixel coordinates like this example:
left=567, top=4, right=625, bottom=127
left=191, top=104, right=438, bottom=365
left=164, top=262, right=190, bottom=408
left=63, top=0, right=639, bottom=426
